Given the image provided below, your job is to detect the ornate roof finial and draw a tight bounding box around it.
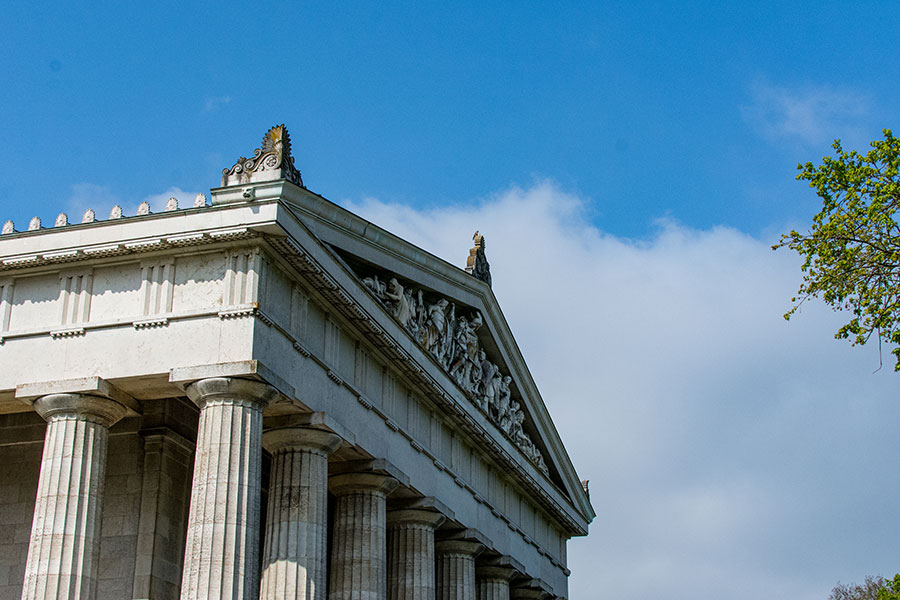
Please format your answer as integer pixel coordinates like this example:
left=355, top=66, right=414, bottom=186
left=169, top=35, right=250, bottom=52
left=165, top=197, right=178, bottom=211
left=137, top=201, right=150, bottom=216
left=465, top=231, right=492, bottom=287
left=55, top=213, right=68, bottom=227
left=2, top=220, right=13, bottom=234
left=221, top=124, right=304, bottom=188
left=193, top=193, right=207, bottom=207
left=109, top=205, right=123, bottom=219
left=28, top=217, right=41, bottom=231
left=82, top=209, right=95, bottom=223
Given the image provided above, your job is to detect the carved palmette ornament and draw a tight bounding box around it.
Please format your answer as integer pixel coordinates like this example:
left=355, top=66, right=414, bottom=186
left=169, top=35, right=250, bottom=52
left=361, top=272, right=548, bottom=474
left=221, top=124, right=304, bottom=188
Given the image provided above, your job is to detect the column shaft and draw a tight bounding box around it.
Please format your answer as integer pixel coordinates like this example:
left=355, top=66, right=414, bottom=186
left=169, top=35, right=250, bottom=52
left=328, top=473, right=398, bottom=600
left=477, top=580, right=508, bottom=600
left=475, top=567, right=516, bottom=600
left=387, top=510, right=445, bottom=600
left=259, top=428, right=340, bottom=600
left=21, top=393, right=127, bottom=600
left=435, top=541, right=482, bottom=600
left=179, top=378, right=277, bottom=600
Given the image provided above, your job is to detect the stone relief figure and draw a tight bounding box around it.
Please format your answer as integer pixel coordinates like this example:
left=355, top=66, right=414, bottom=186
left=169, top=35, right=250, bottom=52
left=362, top=275, right=386, bottom=297
left=359, top=270, right=548, bottom=475
left=385, top=278, right=413, bottom=327
left=422, top=299, right=449, bottom=358
left=492, top=375, right=512, bottom=423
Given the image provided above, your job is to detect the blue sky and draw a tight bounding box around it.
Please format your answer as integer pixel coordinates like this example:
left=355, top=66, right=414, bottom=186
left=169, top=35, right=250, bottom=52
left=3, top=3, right=900, bottom=599
left=3, top=2, right=898, bottom=237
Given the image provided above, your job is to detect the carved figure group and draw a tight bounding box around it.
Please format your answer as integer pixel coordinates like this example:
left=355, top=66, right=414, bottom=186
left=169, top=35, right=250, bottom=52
left=362, top=272, right=548, bottom=474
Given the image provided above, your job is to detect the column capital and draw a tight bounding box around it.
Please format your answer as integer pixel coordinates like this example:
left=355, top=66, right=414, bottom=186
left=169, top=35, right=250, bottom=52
left=435, top=539, right=484, bottom=558
left=475, top=565, right=517, bottom=583
left=387, top=508, right=446, bottom=529
left=185, top=376, right=280, bottom=409
left=262, top=426, right=342, bottom=454
left=329, top=472, right=399, bottom=497
left=32, top=393, right=128, bottom=427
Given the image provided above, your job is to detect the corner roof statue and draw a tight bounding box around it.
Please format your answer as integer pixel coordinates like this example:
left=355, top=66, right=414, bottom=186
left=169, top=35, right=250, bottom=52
left=222, top=123, right=304, bottom=188
left=0, top=125, right=593, bottom=600
left=465, top=230, right=492, bottom=287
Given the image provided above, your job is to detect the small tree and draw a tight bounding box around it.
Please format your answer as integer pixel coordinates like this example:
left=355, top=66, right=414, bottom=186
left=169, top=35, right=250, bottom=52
left=775, top=129, right=900, bottom=369
left=878, top=575, right=900, bottom=600
left=830, top=575, right=886, bottom=600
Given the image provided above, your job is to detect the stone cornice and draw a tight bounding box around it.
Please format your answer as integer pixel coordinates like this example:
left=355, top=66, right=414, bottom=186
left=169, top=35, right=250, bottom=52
left=0, top=225, right=259, bottom=274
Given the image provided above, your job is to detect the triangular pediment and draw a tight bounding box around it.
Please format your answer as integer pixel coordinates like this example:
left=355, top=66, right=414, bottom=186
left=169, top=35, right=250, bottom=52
left=335, top=252, right=551, bottom=476
left=262, top=182, right=594, bottom=529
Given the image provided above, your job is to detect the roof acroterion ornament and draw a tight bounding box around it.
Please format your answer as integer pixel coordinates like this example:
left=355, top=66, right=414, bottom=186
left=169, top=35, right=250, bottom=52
left=465, top=231, right=492, bottom=287
left=221, top=124, right=304, bottom=188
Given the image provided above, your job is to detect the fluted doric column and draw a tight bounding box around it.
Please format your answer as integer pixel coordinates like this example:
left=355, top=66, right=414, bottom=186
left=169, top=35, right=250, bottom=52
left=179, top=377, right=279, bottom=600
left=475, top=566, right=516, bottom=600
left=435, top=541, right=483, bottom=600
left=387, top=509, right=446, bottom=600
left=328, top=473, right=399, bottom=600
left=21, top=392, right=128, bottom=600
left=259, top=428, right=342, bottom=600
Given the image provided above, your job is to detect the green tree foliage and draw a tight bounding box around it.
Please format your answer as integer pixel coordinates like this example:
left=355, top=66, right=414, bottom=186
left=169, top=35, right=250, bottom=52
left=878, top=575, right=900, bottom=600
left=829, top=575, right=898, bottom=600
left=775, top=130, right=900, bottom=369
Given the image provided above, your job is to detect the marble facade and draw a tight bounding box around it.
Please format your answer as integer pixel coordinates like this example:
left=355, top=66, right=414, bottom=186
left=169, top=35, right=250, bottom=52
left=0, top=126, right=594, bottom=600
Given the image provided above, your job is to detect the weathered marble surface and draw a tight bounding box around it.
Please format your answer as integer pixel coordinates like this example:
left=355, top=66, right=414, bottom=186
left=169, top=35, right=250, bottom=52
left=329, top=473, right=399, bottom=600
left=21, top=393, right=128, bottom=600
left=435, top=540, right=482, bottom=600
left=387, top=509, right=446, bottom=600
left=179, top=377, right=278, bottom=600
left=260, top=427, right=341, bottom=600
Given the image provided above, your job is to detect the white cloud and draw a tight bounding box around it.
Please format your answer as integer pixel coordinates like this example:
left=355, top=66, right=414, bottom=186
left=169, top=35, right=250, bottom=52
left=140, top=186, right=199, bottom=213
left=203, top=95, right=231, bottom=112
left=343, top=181, right=900, bottom=600
left=65, top=183, right=121, bottom=223
left=62, top=184, right=201, bottom=222
left=741, top=80, right=871, bottom=147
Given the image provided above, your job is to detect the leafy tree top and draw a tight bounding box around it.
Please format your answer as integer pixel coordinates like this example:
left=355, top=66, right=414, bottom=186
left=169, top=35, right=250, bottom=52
left=776, top=129, right=900, bottom=370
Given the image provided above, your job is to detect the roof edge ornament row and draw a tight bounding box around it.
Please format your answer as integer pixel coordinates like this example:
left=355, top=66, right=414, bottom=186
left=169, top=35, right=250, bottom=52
left=221, top=124, right=304, bottom=188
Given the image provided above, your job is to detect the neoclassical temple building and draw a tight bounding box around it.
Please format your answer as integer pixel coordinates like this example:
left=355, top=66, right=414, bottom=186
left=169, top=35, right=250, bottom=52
left=0, top=127, right=594, bottom=600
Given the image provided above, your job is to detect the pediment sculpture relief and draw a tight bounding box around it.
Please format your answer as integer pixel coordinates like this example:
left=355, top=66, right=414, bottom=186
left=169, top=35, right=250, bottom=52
left=361, top=273, right=548, bottom=474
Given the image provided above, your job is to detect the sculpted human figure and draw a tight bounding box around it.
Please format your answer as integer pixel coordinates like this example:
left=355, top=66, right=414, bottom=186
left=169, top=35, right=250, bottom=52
left=477, top=352, right=497, bottom=396
left=501, top=400, right=519, bottom=436
left=423, top=298, right=449, bottom=357
left=415, top=289, right=426, bottom=331
left=385, top=278, right=413, bottom=327
left=494, top=375, right=512, bottom=421
left=449, top=316, right=470, bottom=385
left=362, top=275, right=386, bottom=298
left=483, top=372, right=501, bottom=415
left=440, top=302, right=456, bottom=366
left=404, top=288, right=418, bottom=335
left=512, top=408, right=528, bottom=445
